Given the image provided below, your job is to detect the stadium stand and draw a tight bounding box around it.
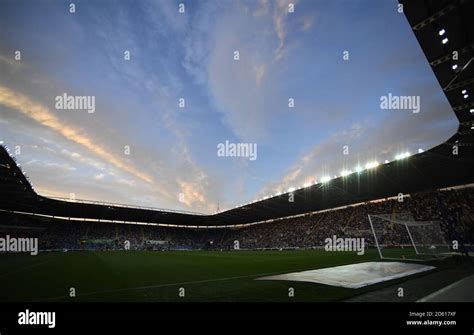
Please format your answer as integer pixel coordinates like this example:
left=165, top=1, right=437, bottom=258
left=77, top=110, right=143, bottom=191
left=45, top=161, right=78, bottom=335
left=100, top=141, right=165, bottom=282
left=0, top=186, right=472, bottom=251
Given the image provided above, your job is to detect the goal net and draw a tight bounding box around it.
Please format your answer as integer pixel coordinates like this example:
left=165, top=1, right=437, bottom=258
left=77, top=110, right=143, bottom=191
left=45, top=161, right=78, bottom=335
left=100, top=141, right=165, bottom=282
left=368, top=213, right=450, bottom=261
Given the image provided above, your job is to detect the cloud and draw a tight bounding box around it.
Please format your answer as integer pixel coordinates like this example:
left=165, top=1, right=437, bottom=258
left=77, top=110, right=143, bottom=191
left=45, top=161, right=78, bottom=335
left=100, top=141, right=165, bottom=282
left=176, top=179, right=206, bottom=207
left=94, top=173, right=105, bottom=180
left=0, top=54, right=25, bottom=71
left=203, top=0, right=307, bottom=143
left=58, top=147, right=107, bottom=172
left=86, top=2, right=220, bottom=211
left=301, top=16, right=315, bottom=31
left=253, top=0, right=270, bottom=17
left=0, top=85, right=155, bottom=185
left=259, top=123, right=365, bottom=195
left=255, top=64, right=267, bottom=86
left=160, top=105, right=217, bottom=212
left=181, top=1, right=218, bottom=86
left=206, top=14, right=282, bottom=142
left=141, top=0, right=189, bottom=35
left=259, top=100, right=456, bottom=200
left=273, top=0, right=299, bottom=61
left=258, top=94, right=458, bottom=198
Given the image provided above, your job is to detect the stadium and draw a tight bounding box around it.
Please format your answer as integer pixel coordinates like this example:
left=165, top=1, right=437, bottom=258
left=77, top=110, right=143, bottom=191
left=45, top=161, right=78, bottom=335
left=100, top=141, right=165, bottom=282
left=0, top=0, right=473, bottom=326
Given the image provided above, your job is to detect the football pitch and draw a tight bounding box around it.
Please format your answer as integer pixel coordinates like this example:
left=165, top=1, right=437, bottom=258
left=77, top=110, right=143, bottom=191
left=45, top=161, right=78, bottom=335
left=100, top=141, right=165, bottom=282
left=0, top=249, right=470, bottom=302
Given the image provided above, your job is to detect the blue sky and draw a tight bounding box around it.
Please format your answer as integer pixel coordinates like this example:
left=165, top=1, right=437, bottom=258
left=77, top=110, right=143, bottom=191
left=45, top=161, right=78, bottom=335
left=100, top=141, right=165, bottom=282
left=0, top=0, right=458, bottom=213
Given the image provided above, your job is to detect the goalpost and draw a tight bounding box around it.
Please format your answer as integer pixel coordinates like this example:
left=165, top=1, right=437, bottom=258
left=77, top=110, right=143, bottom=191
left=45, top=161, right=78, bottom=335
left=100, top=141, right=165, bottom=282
left=368, top=213, right=450, bottom=261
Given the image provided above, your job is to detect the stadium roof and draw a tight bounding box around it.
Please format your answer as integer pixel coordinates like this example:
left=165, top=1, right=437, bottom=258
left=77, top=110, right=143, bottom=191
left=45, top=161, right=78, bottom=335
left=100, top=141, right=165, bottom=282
left=401, top=0, right=474, bottom=126
left=0, top=0, right=473, bottom=227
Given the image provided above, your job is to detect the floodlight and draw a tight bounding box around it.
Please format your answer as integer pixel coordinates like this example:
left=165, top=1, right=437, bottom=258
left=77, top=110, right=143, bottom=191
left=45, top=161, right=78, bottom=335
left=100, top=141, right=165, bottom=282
left=365, top=161, right=379, bottom=169
left=320, top=176, right=331, bottom=183
left=340, top=170, right=352, bottom=177
left=395, top=152, right=410, bottom=160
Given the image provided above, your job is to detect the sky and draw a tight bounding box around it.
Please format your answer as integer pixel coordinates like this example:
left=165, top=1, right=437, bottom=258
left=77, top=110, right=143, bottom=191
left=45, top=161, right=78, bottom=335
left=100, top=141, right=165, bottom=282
left=0, top=0, right=458, bottom=214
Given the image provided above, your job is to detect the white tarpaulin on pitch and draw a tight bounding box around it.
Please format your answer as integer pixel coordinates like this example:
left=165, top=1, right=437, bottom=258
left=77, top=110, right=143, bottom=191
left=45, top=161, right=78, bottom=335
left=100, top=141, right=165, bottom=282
left=256, top=261, right=435, bottom=289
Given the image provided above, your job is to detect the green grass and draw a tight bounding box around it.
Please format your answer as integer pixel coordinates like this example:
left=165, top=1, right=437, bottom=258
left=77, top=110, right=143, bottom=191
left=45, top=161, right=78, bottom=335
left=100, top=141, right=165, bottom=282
left=0, top=249, right=470, bottom=302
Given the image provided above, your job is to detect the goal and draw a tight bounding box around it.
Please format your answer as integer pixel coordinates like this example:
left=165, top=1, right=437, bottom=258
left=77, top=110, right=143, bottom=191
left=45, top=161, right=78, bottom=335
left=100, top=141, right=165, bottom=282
left=368, top=213, right=450, bottom=261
